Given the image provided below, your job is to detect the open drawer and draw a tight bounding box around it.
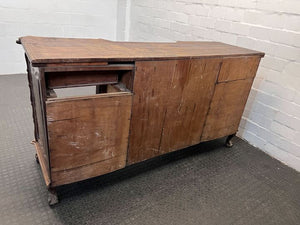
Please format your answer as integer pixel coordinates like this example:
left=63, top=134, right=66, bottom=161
left=46, top=84, right=132, bottom=186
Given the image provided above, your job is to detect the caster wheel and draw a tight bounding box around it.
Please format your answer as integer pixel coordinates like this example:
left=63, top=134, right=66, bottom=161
left=225, top=133, right=235, bottom=148
left=225, top=140, right=233, bottom=148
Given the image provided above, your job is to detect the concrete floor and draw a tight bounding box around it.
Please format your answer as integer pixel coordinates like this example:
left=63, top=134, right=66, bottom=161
left=0, top=74, right=299, bottom=225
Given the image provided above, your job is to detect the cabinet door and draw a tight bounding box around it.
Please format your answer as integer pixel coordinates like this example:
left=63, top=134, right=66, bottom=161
left=46, top=92, right=132, bottom=186
left=127, top=60, right=176, bottom=164
left=127, top=58, right=222, bottom=164
left=160, top=58, right=222, bottom=154
left=201, top=56, right=261, bottom=141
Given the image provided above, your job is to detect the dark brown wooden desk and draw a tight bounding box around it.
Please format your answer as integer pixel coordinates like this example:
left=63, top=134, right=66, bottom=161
left=18, top=36, right=264, bottom=205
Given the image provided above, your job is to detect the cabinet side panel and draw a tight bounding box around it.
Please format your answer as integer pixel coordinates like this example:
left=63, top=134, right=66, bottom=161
left=26, top=58, right=51, bottom=185
left=201, top=79, right=254, bottom=141
left=127, top=60, right=177, bottom=164
left=29, top=66, right=51, bottom=179
left=160, top=58, right=222, bottom=154
left=25, top=55, right=39, bottom=141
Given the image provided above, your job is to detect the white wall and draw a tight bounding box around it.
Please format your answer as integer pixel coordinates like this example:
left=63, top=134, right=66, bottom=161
left=0, top=0, right=118, bottom=74
left=128, top=0, right=300, bottom=171
left=116, top=0, right=131, bottom=40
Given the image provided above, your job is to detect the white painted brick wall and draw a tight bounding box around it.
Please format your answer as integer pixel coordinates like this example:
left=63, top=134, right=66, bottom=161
left=0, top=0, right=118, bottom=74
left=116, top=0, right=131, bottom=41
left=128, top=0, right=300, bottom=171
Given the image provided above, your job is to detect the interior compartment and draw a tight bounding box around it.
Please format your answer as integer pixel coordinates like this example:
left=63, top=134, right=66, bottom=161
left=45, top=63, right=134, bottom=99
left=46, top=70, right=118, bottom=89
left=48, top=83, right=131, bottom=99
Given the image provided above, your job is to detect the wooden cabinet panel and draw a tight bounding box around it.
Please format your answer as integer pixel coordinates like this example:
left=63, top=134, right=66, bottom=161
left=128, top=58, right=222, bottom=164
left=127, top=60, right=177, bottom=164
left=201, top=79, right=254, bottom=141
left=160, top=58, right=222, bottom=154
left=218, top=56, right=260, bottom=82
left=51, top=154, right=126, bottom=186
left=46, top=92, right=132, bottom=186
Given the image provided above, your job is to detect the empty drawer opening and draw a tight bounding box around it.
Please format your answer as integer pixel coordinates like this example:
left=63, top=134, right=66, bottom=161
left=45, top=64, right=134, bottom=99
left=48, top=83, right=131, bottom=99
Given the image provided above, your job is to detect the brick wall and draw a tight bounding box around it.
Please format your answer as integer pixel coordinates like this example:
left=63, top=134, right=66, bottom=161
left=128, top=0, right=300, bottom=171
left=0, top=0, right=118, bottom=74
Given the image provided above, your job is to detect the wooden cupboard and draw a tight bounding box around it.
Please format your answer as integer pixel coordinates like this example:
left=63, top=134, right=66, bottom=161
left=18, top=36, right=264, bottom=205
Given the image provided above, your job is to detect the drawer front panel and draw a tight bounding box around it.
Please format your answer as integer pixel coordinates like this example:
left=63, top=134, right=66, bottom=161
left=218, top=56, right=260, bottom=82
left=46, top=92, right=132, bottom=186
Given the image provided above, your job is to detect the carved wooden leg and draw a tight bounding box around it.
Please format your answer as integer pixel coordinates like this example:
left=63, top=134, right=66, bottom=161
left=225, top=133, right=236, bottom=148
left=48, top=188, right=59, bottom=206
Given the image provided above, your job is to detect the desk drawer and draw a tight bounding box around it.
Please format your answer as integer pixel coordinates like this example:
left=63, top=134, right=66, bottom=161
left=218, top=56, right=260, bottom=82
left=46, top=86, right=132, bottom=186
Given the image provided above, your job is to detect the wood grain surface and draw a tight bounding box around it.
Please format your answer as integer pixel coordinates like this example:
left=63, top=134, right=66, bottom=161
left=46, top=92, right=132, bottom=186
left=32, top=141, right=51, bottom=187
left=201, top=56, right=261, bottom=141
left=51, top=154, right=126, bottom=187
left=218, top=56, right=261, bottom=82
left=201, top=78, right=255, bottom=141
left=128, top=58, right=222, bottom=164
left=20, top=36, right=264, bottom=65
left=127, top=60, right=177, bottom=164
left=160, top=58, right=222, bottom=154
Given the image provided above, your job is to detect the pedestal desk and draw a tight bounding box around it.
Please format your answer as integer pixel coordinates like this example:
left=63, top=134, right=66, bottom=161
left=18, top=36, right=264, bottom=205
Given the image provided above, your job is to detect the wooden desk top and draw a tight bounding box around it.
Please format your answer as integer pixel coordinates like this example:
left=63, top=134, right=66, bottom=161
left=19, top=36, right=264, bottom=66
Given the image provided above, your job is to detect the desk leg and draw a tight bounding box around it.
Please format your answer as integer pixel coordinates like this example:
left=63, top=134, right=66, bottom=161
left=48, top=188, right=59, bottom=206
left=225, top=133, right=236, bottom=148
